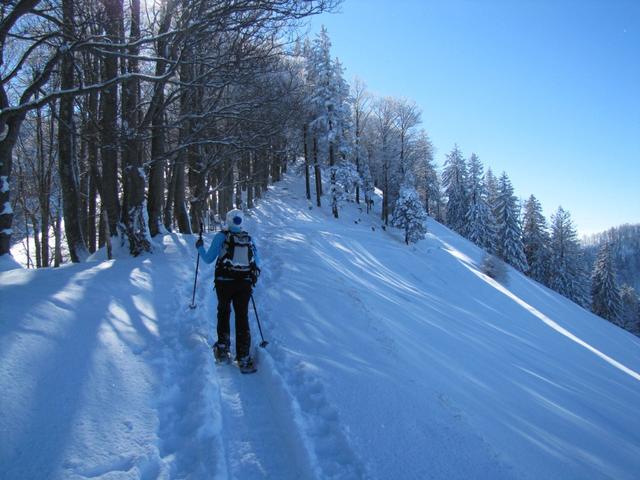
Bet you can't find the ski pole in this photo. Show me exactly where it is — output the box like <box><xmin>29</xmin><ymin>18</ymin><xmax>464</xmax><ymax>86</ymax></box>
<box><xmin>189</xmin><ymin>223</ymin><xmax>204</xmax><ymax>309</ymax></box>
<box><xmin>251</xmin><ymin>294</ymin><xmax>269</xmax><ymax>348</ymax></box>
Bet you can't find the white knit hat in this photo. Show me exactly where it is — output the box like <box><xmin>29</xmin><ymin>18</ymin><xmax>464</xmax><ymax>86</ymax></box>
<box><xmin>226</xmin><ymin>209</ymin><xmax>244</xmax><ymax>232</ymax></box>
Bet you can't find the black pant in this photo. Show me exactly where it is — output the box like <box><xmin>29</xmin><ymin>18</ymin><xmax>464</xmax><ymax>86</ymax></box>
<box><xmin>215</xmin><ymin>280</ymin><xmax>252</xmax><ymax>359</ymax></box>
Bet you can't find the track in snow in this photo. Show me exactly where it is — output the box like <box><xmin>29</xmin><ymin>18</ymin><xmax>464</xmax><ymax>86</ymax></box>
<box><xmin>187</xmin><ymin>217</ymin><xmax>370</xmax><ymax>479</ymax></box>
<box><xmin>214</xmin><ymin>355</ymin><xmax>314</xmax><ymax>480</ymax></box>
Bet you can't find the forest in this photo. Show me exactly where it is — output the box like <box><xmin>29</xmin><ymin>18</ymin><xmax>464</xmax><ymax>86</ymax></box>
<box><xmin>2</xmin><ymin>0</ymin><xmax>639</xmax><ymax>334</ymax></box>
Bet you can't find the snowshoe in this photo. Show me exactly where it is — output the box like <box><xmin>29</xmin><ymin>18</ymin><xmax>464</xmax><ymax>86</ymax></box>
<box><xmin>213</xmin><ymin>342</ymin><xmax>231</xmax><ymax>364</ymax></box>
<box><xmin>237</xmin><ymin>355</ymin><xmax>257</xmax><ymax>374</ymax></box>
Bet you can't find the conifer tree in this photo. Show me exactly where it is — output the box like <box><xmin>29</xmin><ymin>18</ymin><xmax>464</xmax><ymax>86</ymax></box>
<box><xmin>484</xmin><ymin>168</ymin><xmax>499</xmax><ymax>214</ymax></box>
<box><xmin>522</xmin><ymin>195</ymin><xmax>550</xmax><ymax>284</ymax></box>
<box><xmin>494</xmin><ymin>172</ymin><xmax>528</xmax><ymax>272</ymax></box>
<box><xmin>392</xmin><ymin>173</ymin><xmax>428</xmax><ymax>245</ymax></box>
<box><xmin>620</xmin><ymin>285</ymin><xmax>640</xmax><ymax>333</ymax></box>
<box><xmin>591</xmin><ymin>243</ymin><xmax>623</xmax><ymax>325</ymax></box>
<box><xmin>442</xmin><ymin>145</ymin><xmax>469</xmax><ymax>235</ymax></box>
<box><xmin>307</xmin><ymin>28</ymin><xmax>352</xmax><ymax>218</ymax></box>
<box><xmin>549</xmin><ymin>207</ymin><xmax>590</xmax><ymax>307</ymax></box>
<box><xmin>465</xmin><ymin>154</ymin><xmax>497</xmax><ymax>253</ymax></box>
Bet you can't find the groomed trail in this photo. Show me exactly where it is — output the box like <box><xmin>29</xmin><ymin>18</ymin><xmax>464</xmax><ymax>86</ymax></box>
<box><xmin>2</xmin><ymin>168</ymin><xmax>640</xmax><ymax>479</ymax></box>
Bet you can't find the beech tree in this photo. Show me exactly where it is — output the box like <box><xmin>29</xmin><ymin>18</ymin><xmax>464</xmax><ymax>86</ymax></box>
<box><xmin>411</xmin><ymin>130</ymin><xmax>439</xmax><ymax>218</ymax></box>
<box><xmin>351</xmin><ymin>77</ymin><xmax>371</xmax><ymax>205</ymax></box>
<box><xmin>372</xmin><ymin>97</ymin><xmax>398</xmax><ymax>226</ymax></box>
<box><xmin>2</xmin><ymin>0</ymin><xmax>339</xmax><ymax>262</ymax></box>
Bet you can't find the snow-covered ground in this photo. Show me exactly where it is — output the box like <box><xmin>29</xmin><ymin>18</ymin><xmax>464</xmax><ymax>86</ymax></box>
<box><xmin>2</xmin><ymin>171</ymin><xmax>640</xmax><ymax>479</ymax></box>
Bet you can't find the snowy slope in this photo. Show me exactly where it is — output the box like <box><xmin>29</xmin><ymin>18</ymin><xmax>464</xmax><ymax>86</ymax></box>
<box><xmin>1</xmin><ymin>171</ymin><xmax>640</xmax><ymax>480</ymax></box>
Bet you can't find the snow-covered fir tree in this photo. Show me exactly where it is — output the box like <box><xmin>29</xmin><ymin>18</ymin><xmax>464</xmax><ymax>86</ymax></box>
<box><xmin>392</xmin><ymin>173</ymin><xmax>428</xmax><ymax>245</ymax></box>
<box><xmin>484</xmin><ymin>168</ymin><xmax>499</xmax><ymax>216</ymax></box>
<box><xmin>591</xmin><ymin>243</ymin><xmax>623</xmax><ymax>325</ymax></box>
<box><xmin>582</xmin><ymin>224</ymin><xmax>640</xmax><ymax>293</ymax></box>
<box><xmin>330</xmin><ymin>160</ymin><xmax>361</xmax><ymax>213</ymax></box>
<box><xmin>465</xmin><ymin>154</ymin><xmax>497</xmax><ymax>253</ymax></box>
<box><xmin>522</xmin><ymin>195</ymin><xmax>551</xmax><ymax>285</ymax></box>
<box><xmin>307</xmin><ymin>27</ymin><xmax>353</xmax><ymax>218</ymax></box>
<box><xmin>494</xmin><ymin>172</ymin><xmax>528</xmax><ymax>272</ymax></box>
<box><xmin>442</xmin><ymin>145</ymin><xmax>469</xmax><ymax>235</ymax></box>
<box><xmin>620</xmin><ymin>285</ymin><xmax>640</xmax><ymax>333</ymax></box>
<box><xmin>548</xmin><ymin>207</ymin><xmax>590</xmax><ymax>308</ymax></box>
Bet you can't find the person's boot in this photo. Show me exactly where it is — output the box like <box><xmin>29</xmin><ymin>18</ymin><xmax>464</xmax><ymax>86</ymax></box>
<box><xmin>237</xmin><ymin>355</ymin><xmax>257</xmax><ymax>374</ymax></box>
<box><xmin>213</xmin><ymin>342</ymin><xmax>231</xmax><ymax>363</ymax></box>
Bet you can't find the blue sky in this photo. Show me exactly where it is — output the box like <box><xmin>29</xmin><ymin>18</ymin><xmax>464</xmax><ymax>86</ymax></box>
<box><xmin>308</xmin><ymin>0</ymin><xmax>639</xmax><ymax>236</ymax></box>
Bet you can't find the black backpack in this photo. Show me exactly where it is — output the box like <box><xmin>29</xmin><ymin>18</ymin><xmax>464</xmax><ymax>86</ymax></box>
<box><xmin>215</xmin><ymin>231</ymin><xmax>257</xmax><ymax>281</ymax></box>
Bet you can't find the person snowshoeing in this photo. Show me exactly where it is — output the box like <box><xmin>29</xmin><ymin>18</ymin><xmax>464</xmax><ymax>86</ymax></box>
<box><xmin>195</xmin><ymin>209</ymin><xmax>261</xmax><ymax>373</ymax></box>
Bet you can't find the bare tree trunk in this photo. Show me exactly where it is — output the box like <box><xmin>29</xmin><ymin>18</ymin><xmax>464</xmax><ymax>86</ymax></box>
<box><xmin>144</xmin><ymin>0</ymin><xmax>176</xmax><ymax>237</ymax></box>
<box><xmin>102</xmin><ymin>209</ymin><xmax>113</xmax><ymax>260</ymax></box>
<box><xmin>252</xmin><ymin>155</ymin><xmax>261</xmax><ymax>202</ymax></box>
<box><xmin>224</xmin><ymin>159</ymin><xmax>235</xmax><ymax>211</ymax></box>
<box><xmin>0</xmin><ymin>1</ymin><xmax>41</xmax><ymax>256</ymax></box>
<box><xmin>303</xmin><ymin>125</ymin><xmax>310</xmax><ymax>200</ymax></box>
<box><xmin>313</xmin><ymin>136</ymin><xmax>321</xmax><ymax>207</ymax></box>
<box><xmin>79</xmin><ymin>129</ymin><xmax>89</xmax><ymax>243</ymax></box>
<box><xmin>100</xmin><ymin>0</ymin><xmax>122</xmax><ymax>237</ymax></box>
<box><xmin>31</xmin><ymin>214</ymin><xmax>42</xmax><ymax>268</ymax></box>
<box><xmin>164</xmin><ymin>160</ymin><xmax>176</xmax><ymax>231</ymax></box>
<box><xmin>188</xmin><ymin>144</ymin><xmax>207</xmax><ymax>231</ymax></box>
<box><xmin>85</xmin><ymin>88</ymin><xmax>99</xmax><ymax>253</ymax></box>
<box><xmin>382</xmin><ymin>144</ymin><xmax>389</xmax><ymax>225</ymax></box>
<box><xmin>246</xmin><ymin>153</ymin><xmax>254</xmax><ymax>209</ymax></box>
<box><xmin>208</xmin><ymin>169</ymin><xmax>218</xmax><ymax>219</ymax></box>
<box><xmin>234</xmin><ymin>159</ymin><xmax>243</xmax><ymax>209</ymax></box>
<box><xmin>0</xmin><ymin>114</ymin><xmax>22</xmax><ymax>256</ymax></box>
<box><xmin>329</xmin><ymin>142</ymin><xmax>338</xmax><ymax>218</ymax></box>
<box><xmin>148</xmin><ymin>99</ymin><xmax>165</xmax><ymax>237</ymax></box>
<box><xmin>174</xmin><ymin>51</ymin><xmax>193</xmax><ymax>233</ymax></box>
<box><xmin>57</xmin><ymin>0</ymin><xmax>87</xmax><ymax>262</ymax></box>
<box><xmin>87</xmin><ymin>172</ymin><xmax>97</xmax><ymax>253</ymax></box>
<box><xmin>262</xmin><ymin>151</ymin><xmax>269</xmax><ymax>195</ymax></box>
<box><xmin>121</xmin><ymin>0</ymin><xmax>149</xmax><ymax>255</ymax></box>
<box><xmin>424</xmin><ymin>190</ymin><xmax>430</xmax><ymax>217</ymax></box>
<box><xmin>54</xmin><ymin>197</ymin><xmax>63</xmax><ymax>267</ymax></box>
<box><xmin>173</xmin><ymin>151</ymin><xmax>190</xmax><ymax>233</ymax></box>
<box><xmin>36</xmin><ymin>103</ymin><xmax>52</xmax><ymax>266</ymax></box>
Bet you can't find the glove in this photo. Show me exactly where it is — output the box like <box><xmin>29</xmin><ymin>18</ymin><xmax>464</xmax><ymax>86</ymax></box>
<box><xmin>195</xmin><ymin>238</ymin><xmax>204</xmax><ymax>249</ymax></box>
<box><xmin>251</xmin><ymin>267</ymin><xmax>261</xmax><ymax>286</ymax></box>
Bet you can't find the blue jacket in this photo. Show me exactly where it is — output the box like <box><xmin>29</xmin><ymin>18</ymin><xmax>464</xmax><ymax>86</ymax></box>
<box><xmin>197</xmin><ymin>230</ymin><xmax>260</xmax><ymax>280</ymax></box>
